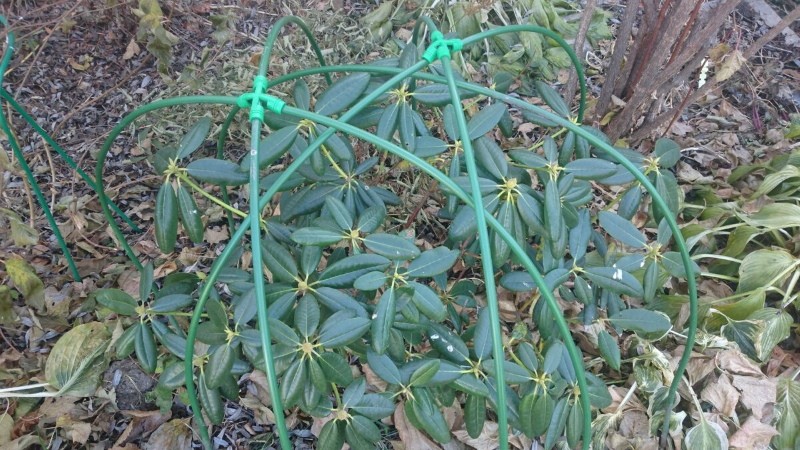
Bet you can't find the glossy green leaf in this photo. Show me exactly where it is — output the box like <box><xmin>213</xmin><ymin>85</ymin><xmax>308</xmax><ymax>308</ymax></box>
<box><xmin>654</xmin><ymin>171</ymin><xmax>681</xmax><ymax>223</ymax></box>
<box><xmin>532</xmin><ymin>392</ymin><xmax>555</xmax><ymax>436</ymax></box>
<box><xmin>95</xmin><ymin>288</ymin><xmax>138</xmax><ymax>316</ymax></box>
<box><xmin>139</xmin><ymin>262</ymin><xmax>154</xmax><ymax>303</ymax></box>
<box><xmin>544</xmin><ymin>179</ymin><xmax>563</xmax><ymax>242</ymax></box>
<box><xmin>176</xmin><ymin>184</ymin><xmax>204</xmax><ymax>243</ymax></box>
<box><xmin>428</xmin><ymin>324</ymin><xmax>469</xmax><ymax>363</ymax></box>
<box><xmin>654</xmin><ymin>138</ymin><xmax>681</xmax><ymax>168</ymax></box>
<box><xmin>177</xmin><ymin>116</ymin><xmax>211</xmax><ymax>160</ymax></box>
<box><xmin>509</xmin><ymin>149</ymin><xmax>548</xmax><ymax>168</ymax></box>
<box><xmin>363</xmin><ymin>233</ymin><xmax>420</xmax><ymax>260</ymax></box>
<box><xmin>315</xmin><ymin>72</ymin><xmax>371</xmax><ymax>116</ymax></box>
<box><xmin>535</xmin><ymin>80</ymin><xmax>570</xmax><ymax>117</ymax></box>
<box><xmin>544</xmin><ymin>397</ymin><xmax>569</xmax><ymax>450</ymax></box>
<box><xmin>409</xmin><ymin>282</ymin><xmax>446</xmax><ymax>322</ymax></box>
<box><xmin>454</xmin><ymin>373</ymin><xmax>489</xmax><ymax>397</ymax></box>
<box><xmin>318</xmin><ymin>420</ymin><xmax>345</xmax><ymax>450</ymax></box>
<box><xmin>319</xmin><ymin>254</ymin><xmax>391</xmax><ymax>288</ymax></box>
<box><xmin>566</xmin><ymin>401</ymin><xmax>584</xmax><ymax>448</ymax></box>
<box><xmin>261</xmin><ymin>242</ymin><xmax>298</xmax><ymax>283</ymax></box>
<box><xmin>609</xmin><ymin>309</ymin><xmax>672</xmax><ymax>338</ymax></box>
<box><xmin>186</xmin><ymin>158</ymin><xmax>248</xmax><ymax>185</ymax></box>
<box><xmin>406</xmin><ymin>247</ymin><xmax>459</xmax><ymax>278</ymax></box>
<box><xmin>599</xmin><ymin>211</ymin><xmax>647</xmax><ymax>248</ymax></box>
<box><xmin>150</xmin><ymin>293</ymin><xmax>192</xmax><ymax>313</ymax></box>
<box><xmin>155</xmin><ymin>182</ymin><xmax>178</xmax><ymax>253</ymax></box>
<box><xmin>294</xmin><ymin>79</ymin><xmax>310</xmax><ymax>110</ymax></box>
<box><xmin>354</xmin><ymin>271</ymin><xmax>388</xmax><ymax>291</ymax></box>
<box><xmin>597</xmin><ymin>329</ymin><xmax>621</xmax><ymax>371</ymax></box>
<box><xmin>135</xmin><ymin>323</ymin><xmax>157</xmax><ymax>373</ymax></box>
<box><xmin>295</xmin><ymin>295</ymin><xmax>320</xmax><ymax>338</ymax></box>
<box><xmin>198</xmin><ymin>373</ymin><xmax>224</xmax><ymax>425</ymax></box>
<box><xmin>411</xmin><ymin>387</ymin><xmax>451</xmax><ymax>443</ymax></box>
<box><xmin>280</xmin><ymin>358</ymin><xmax>306</xmax><ymax>407</ymax></box>
<box><xmin>350</xmin><ymin>414</ymin><xmax>381</xmax><ymax>443</ymax></box>
<box><xmin>324</xmin><ymin>196</ymin><xmax>354</xmax><ymax>231</ymax></box>
<box><xmin>376</xmin><ymin>102</ymin><xmax>399</xmax><ymax>140</ymax></box>
<box><xmin>254</xmin><ymin>126</ymin><xmax>298</xmax><ymax>169</ymax></box>
<box><xmin>584</xmin><ymin>267</ymin><xmax>644</xmax><ymax>297</ymax></box>
<box><xmin>398</xmin><ymin>101</ymin><xmax>415</xmax><ymax>152</ymax></box>
<box><xmin>618</xmin><ymin>185</ymin><xmax>643</xmax><ymax>220</ymax></box>
<box><xmin>318</xmin><ymin>352</ymin><xmax>354</xmax><ymax>386</ymax></box>
<box><xmin>464</xmin><ymin>393</ymin><xmax>486</xmax><ymax>439</ymax></box>
<box><xmin>366</xmin><ymin>349</ymin><xmax>402</xmax><ymax>385</ymax></box>
<box><xmin>472</xmin><ymin>308</ymin><xmax>493</xmax><ymax>360</ymax></box>
<box><xmin>467</xmin><ymin>103</ymin><xmax>506</xmax><ymax>140</ymax></box>
<box><xmin>319</xmin><ymin>311</ymin><xmax>371</xmax><ymax>348</ymax></box>
<box><xmin>291</xmin><ymin>227</ymin><xmax>344</xmax><ymax>246</ymax></box>
<box><xmin>473</xmin><ymin>136</ymin><xmax>508</xmax><ymax>179</ymax></box>
<box><xmin>409</xmin><ymin>359</ymin><xmax>440</xmax><ymax>387</ymax></box>
<box><xmin>564</xmin><ymin>158</ymin><xmax>617</xmax><ymax>180</ymax></box>
<box><xmin>371</xmin><ymin>288</ymin><xmax>396</xmax><ymax>354</ymax></box>
<box><xmin>414</xmin><ymin>135</ymin><xmax>447</xmax><ymax>158</ymax></box>
<box><xmin>352</xmin><ymin>393</ymin><xmax>395</xmax><ymax>420</ymax></box>
<box><xmin>205</xmin><ymin>344</ymin><xmax>234</xmax><ymax>389</ymax></box>
<box><xmin>413</xmin><ymin>83</ymin><xmax>452</xmax><ymax>106</ymax></box>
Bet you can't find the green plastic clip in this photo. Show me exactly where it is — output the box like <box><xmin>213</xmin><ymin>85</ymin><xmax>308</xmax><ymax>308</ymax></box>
<box><xmin>237</xmin><ymin>75</ymin><xmax>286</xmax><ymax>122</ymax></box>
<box><xmin>422</xmin><ymin>31</ymin><xmax>463</xmax><ymax>63</ymax></box>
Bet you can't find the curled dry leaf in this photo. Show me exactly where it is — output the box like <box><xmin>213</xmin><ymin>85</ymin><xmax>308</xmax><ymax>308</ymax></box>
<box><xmin>143</xmin><ymin>418</ymin><xmax>191</xmax><ymax>450</ymax></box>
<box><xmin>729</xmin><ymin>416</ymin><xmax>778</xmax><ymax>449</ymax></box>
<box><xmin>393</xmin><ymin>402</ymin><xmax>440</xmax><ymax>450</ymax></box>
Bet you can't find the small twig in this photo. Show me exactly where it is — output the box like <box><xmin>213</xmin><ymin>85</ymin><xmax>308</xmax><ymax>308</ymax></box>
<box><xmin>596</xmin><ymin>1</ymin><xmax>639</xmax><ymax>118</ymax></box>
<box><xmin>565</xmin><ymin>0</ymin><xmax>597</xmax><ymax>107</ymax></box>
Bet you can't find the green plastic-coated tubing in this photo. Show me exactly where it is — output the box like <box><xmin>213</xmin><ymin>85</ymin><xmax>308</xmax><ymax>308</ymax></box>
<box><xmin>0</xmin><ymin>110</ymin><xmax>82</xmax><ymax>280</ymax></box>
<box><xmin>273</xmin><ymin>63</ymin><xmax>697</xmax><ymax>445</ymax></box>
<box><xmin>407</xmin><ymin>19</ymin><xmax>588</xmax><ymax>122</ymax></box>
<box><xmin>0</xmin><ymin>18</ymin><xmax>81</xmax><ymax>280</ymax></box>
<box><xmin>95</xmin><ymin>96</ymin><xmax>240</xmax><ymax>272</ymax></box>
<box><xmin>461</xmin><ymin>25</ymin><xmax>588</xmax><ymax>122</ymax></box>
<box><xmin>215</xmin><ymin>105</ymin><xmax>239</xmax><ymax>232</ymax></box>
<box><xmin>91</xmin><ymin>26</ymin><xmax>696</xmax><ymax>450</ymax></box>
<box><xmin>0</xmin><ymin>88</ymin><xmax>140</xmax><ymax>232</ymax></box>
<box><xmin>439</xmin><ymin>55</ymin><xmax>509</xmax><ymax>449</ymax></box>
<box><xmin>247</xmin><ymin>118</ymin><xmax>292</xmax><ymax>448</ymax></box>
<box><xmin>257</xmin><ymin>16</ymin><xmax>333</xmax><ymax>86</ymax></box>
<box><xmin>182</xmin><ymin>60</ymin><xmax>430</xmax><ymax>450</ymax></box>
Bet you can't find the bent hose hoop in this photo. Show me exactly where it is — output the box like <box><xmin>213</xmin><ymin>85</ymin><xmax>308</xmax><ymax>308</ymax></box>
<box><xmin>257</xmin><ymin>16</ymin><xmax>332</xmax><ymax>86</ymax></box>
<box><xmin>184</xmin><ymin>60</ymin><xmax>431</xmax><ymax>450</ymax></box>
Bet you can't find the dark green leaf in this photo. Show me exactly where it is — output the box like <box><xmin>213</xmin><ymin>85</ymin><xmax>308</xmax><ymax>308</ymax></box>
<box><xmin>291</xmin><ymin>227</ymin><xmax>344</xmax><ymax>246</ymax></box>
<box><xmin>609</xmin><ymin>309</ymin><xmax>672</xmax><ymax>338</ymax></box>
<box><xmin>364</xmin><ymin>233</ymin><xmax>420</xmax><ymax>260</ymax></box>
<box><xmin>532</xmin><ymin>392</ymin><xmax>555</xmax><ymax>436</ymax></box>
<box><xmin>599</xmin><ymin>211</ymin><xmax>647</xmax><ymax>248</ymax></box>
<box><xmin>95</xmin><ymin>288</ymin><xmax>137</xmax><ymax>316</ymax></box>
<box><xmin>324</xmin><ymin>195</ymin><xmax>354</xmax><ymax>231</ymax></box>
<box><xmin>315</xmin><ymin>73</ymin><xmax>371</xmax><ymax>116</ymax></box>
<box><xmin>294</xmin><ymin>79</ymin><xmax>310</xmax><ymax>110</ymax></box>
<box><xmin>406</xmin><ymin>247</ymin><xmax>459</xmax><ymax>278</ymax></box>
<box><xmin>564</xmin><ymin>158</ymin><xmax>617</xmax><ymax>180</ymax></box>
<box><xmin>255</xmin><ymin>126</ymin><xmax>298</xmax><ymax>169</ymax></box>
<box><xmin>198</xmin><ymin>373</ymin><xmax>224</xmax><ymax>425</ymax></box>
<box><xmin>376</xmin><ymin>102</ymin><xmax>399</xmax><ymax>140</ymax></box>
<box><xmin>350</xmin><ymin>414</ymin><xmax>381</xmax><ymax>443</ymax></box>
<box><xmin>566</xmin><ymin>401</ymin><xmax>584</xmax><ymax>448</ymax></box>
<box><xmin>319</xmin><ymin>311</ymin><xmax>370</xmax><ymax>348</ymax></box>
<box><xmin>535</xmin><ymin>80</ymin><xmax>570</xmax><ymax>117</ymax></box>
<box><xmin>371</xmin><ymin>288</ymin><xmax>396</xmax><ymax>354</ymax></box>
<box><xmin>366</xmin><ymin>349</ymin><xmax>402</xmax><ymax>385</ymax></box>
<box><xmin>205</xmin><ymin>344</ymin><xmax>234</xmax><ymax>389</ymax></box>
<box><xmin>268</xmin><ymin>317</ymin><xmax>301</xmax><ymax>346</ymax></box>
<box><xmin>413</xmin><ymin>83</ymin><xmax>452</xmax><ymax>106</ymax></box>
<box><xmin>473</xmin><ymin>136</ymin><xmax>508</xmax><ymax>179</ymax></box>
<box><xmin>150</xmin><ymin>293</ymin><xmax>192</xmax><ymax>313</ymax></box>
<box><xmin>408</xmin><ymin>359</ymin><xmax>440</xmax><ymax>387</ymax></box>
<box><xmin>472</xmin><ymin>308</ymin><xmax>493</xmax><ymax>360</ymax></box>
<box><xmin>544</xmin><ymin>179</ymin><xmax>563</xmax><ymax>242</ymax></box>
<box><xmin>177</xmin><ymin>184</ymin><xmax>204</xmax><ymax>243</ymax></box>
<box><xmin>155</xmin><ymin>182</ymin><xmax>178</xmax><ymax>253</ymax></box>
<box><xmin>544</xmin><ymin>397</ymin><xmax>569</xmax><ymax>449</ymax></box>
<box><xmin>352</xmin><ymin>393</ymin><xmax>395</xmax><ymax>420</ymax></box>
<box><xmin>354</xmin><ymin>271</ymin><xmax>387</xmax><ymax>291</ymax></box>
<box><xmin>398</xmin><ymin>102</ymin><xmax>416</xmax><ymax>152</ymax></box>
<box><xmin>414</xmin><ymin>136</ymin><xmax>447</xmax><ymax>158</ymax></box>
<box><xmin>318</xmin><ymin>420</ymin><xmax>345</xmax><ymax>450</ymax></box>
<box><xmin>187</xmin><ymin>158</ymin><xmax>249</xmax><ymax>185</ymax></box>
<box><xmin>654</xmin><ymin>171</ymin><xmax>681</xmax><ymax>222</ymax></box>
<box><xmin>280</xmin><ymin>358</ymin><xmax>306</xmax><ymax>407</ymax></box>
<box><xmin>597</xmin><ymin>329</ymin><xmax>621</xmax><ymax>371</ymax></box>
<box><xmin>509</xmin><ymin>149</ymin><xmax>548</xmax><ymax>169</ymax></box>
<box><xmin>464</xmin><ymin>393</ymin><xmax>486</xmax><ymax>438</ymax></box>
<box><xmin>428</xmin><ymin>324</ymin><xmax>469</xmax><ymax>363</ymax></box>
<box><xmin>177</xmin><ymin>116</ymin><xmax>212</xmax><ymax>159</ymax></box>
<box><xmin>655</xmin><ymin>138</ymin><xmax>681</xmax><ymax>168</ymax></box>
<box><xmin>467</xmin><ymin>103</ymin><xmax>506</xmax><ymax>140</ymax></box>
<box><xmin>318</xmin><ymin>352</ymin><xmax>354</xmax><ymax>386</ymax></box>
<box><xmin>319</xmin><ymin>254</ymin><xmax>391</xmax><ymax>288</ymax></box>
<box><xmin>409</xmin><ymin>282</ymin><xmax>446</xmax><ymax>322</ymax></box>
<box><xmin>295</xmin><ymin>295</ymin><xmax>320</xmax><ymax>338</ymax></box>
<box><xmin>135</xmin><ymin>323</ymin><xmax>157</xmax><ymax>373</ymax></box>
<box><xmin>139</xmin><ymin>263</ymin><xmax>154</xmax><ymax>303</ymax></box>
<box><xmin>584</xmin><ymin>267</ymin><xmax>644</xmax><ymax>297</ymax></box>
<box><xmin>261</xmin><ymin>242</ymin><xmax>298</xmax><ymax>283</ymax></box>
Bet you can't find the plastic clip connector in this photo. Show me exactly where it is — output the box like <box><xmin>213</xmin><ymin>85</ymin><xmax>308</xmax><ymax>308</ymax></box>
<box><xmin>422</xmin><ymin>31</ymin><xmax>464</xmax><ymax>63</ymax></box>
<box><xmin>236</xmin><ymin>75</ymin><xmax>286</xmax><ymax>123</ymax></box>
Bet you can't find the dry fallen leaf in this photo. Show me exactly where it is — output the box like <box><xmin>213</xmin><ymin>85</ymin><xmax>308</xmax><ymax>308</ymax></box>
<box><xmin>122</xmin><ymin>39</ymin><xmax>141</xmax><ymax>60</ymax></box>
<box><xmin>452</xmin><ymin>420</ymin><xmax>499</xmax><ymax>450</ymax></box>
<box><xmin>732</xmin><ymin>375</ymin><xmax>776</xmax><ymax>421</ymax></box>
<box><xmin>729</xmin><ymin>416</ymin><xmax>778</xmax><ymax>449</ymax></box>
<box><xmin>143</xmin><ymin>418</ymin><xmax>191</xmax><ymax>450</ymax></box>
<box><xmin>701</xmin><ymin>374</ymin><xmax>739</xmax><ymax>416</ymax></box>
